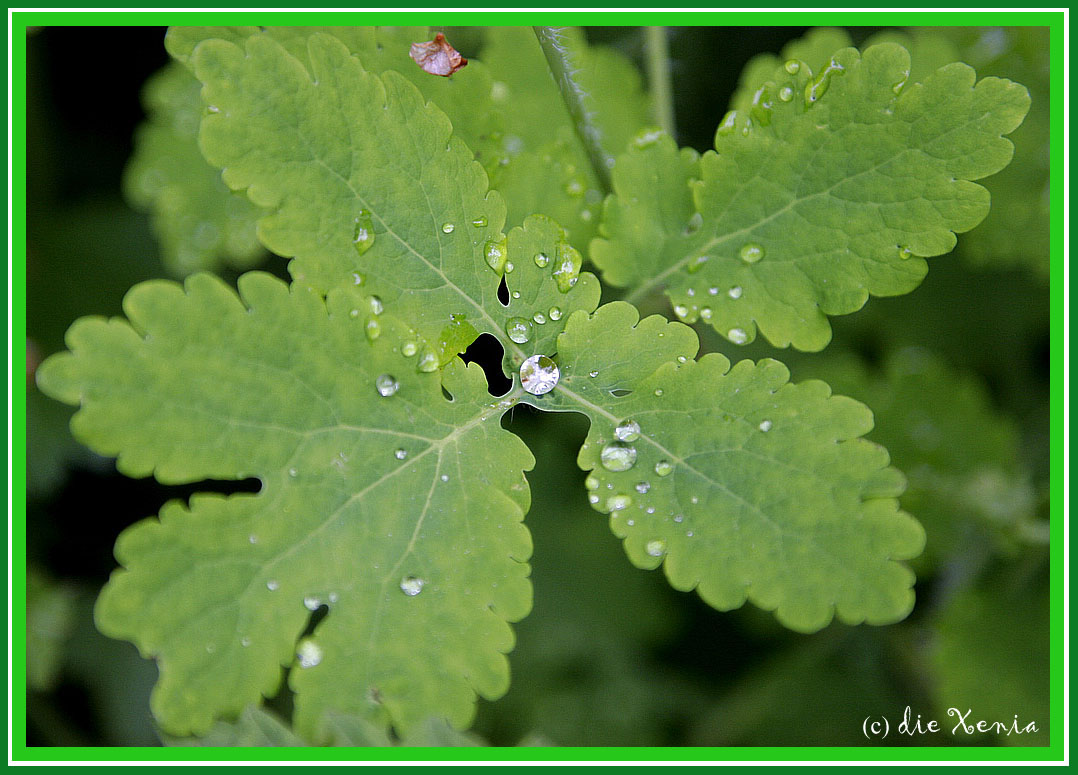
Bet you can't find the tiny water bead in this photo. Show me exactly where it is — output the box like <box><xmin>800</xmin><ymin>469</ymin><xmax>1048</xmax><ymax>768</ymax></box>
<box><xmin>585</xmin><ymin>475</ymin><xmax>600</xmax><ymax>490</ymax></box>
<box><xmin>645</xmin><ymin>539</ymin><xmax>667</xmax><ymax>558</ymax></box>
<box><xmin>759</xmin><ymin>419</ymin><xmax>773</xmax><ymax>432</ymax></box>
<box><xmin>484</xmin><ymin>236</ymin><xmax>508</xmax><ymax>274</ymax></box>
<box><xmin>375</xmin><ymin>374</ymin><xmax>400</xmax><ymax>397</ymax></box>
<box><xmin>288</xmin><ymin>468</ymin><xmax>298</xmax><ymax>478</ymax></box>
<box><xmin>352</xmin><ymin>212</ymin><xmax>375</xmax><ymax>256</ymax></box>
<box><xmin>267</xmin><ymin>580</ymin><xmax>280</xmax><ymax>591</ymax></box>
<box><xmin>533</xmin><ymin>251</ymin><xmax>550</xmax><ymax>268</ymax></box>
<box><xmin>778</xmin><ymin>85</ymin><xmax>794</xmax><ymax>102</ymax></box>
<box><xmin>600</xmin><ymin>442</ymin><xmax>637</xmax><ymax>472</ymax></box>
<box><xmin>728</xmin><ymin>328</ymin><xmax>749</xmax><ymax>345</ymax></box>
<box><xmin>588</xmin><ymin>493</ymin><xmax>600</xmax><ymax>505</ymax></box>
<box><xmin>394</xmin><ymin>448</ymin><xmax>408</xmax><ymax>460</ymax></box>
<box><xmin>686</xmin><ymin>254</ymin><xmax>709</xmax><ymax>274</ymax></box>
<box><xmin>654</xmin><ymin>460</ymin><xmax>673</xmax><ymax>477</ymax></box>
<box><xmin>400</xmin><ymin>576</ymin><xmax>425</xmax><ymax>596</ymax></box>
<box><xmin>635</xmin><ymin>481</ymin><xmax>651</xmax><ymax>495</ymax></box>
<box><xmin>303</xmin><ymin>596</ymin><xmax>322</xmax><ymax>611</ymax></box>
<box><xmin>471</xmin><ymin>216</ymin><xmax>488</xmax><ymax>228</ymax></box>
<box><xmin>739</xmin><ymin>242</ymin><xmax>765</xmax><ymax>263</ymax></box>
<box><xmin>441</xmin><ymin>222</ymin><xmax>455</xmax><ymax>234</ymax></box>
<box><xmin>369</xmin><ymin>296</ymin><xmax>384</xmax><ymax>315</ymax></box>
<box><xmin>520</xmin><ymin>354</ymin><xmax>560</xmax><ymax>395</ymax></box>
<box><xmin>728</xmin><ymin>286</ymin><xmax>743</xmax><ymax>299</ymax></box>
<box><xmin>351</xmin><ymin>271</ymin><xmax>364</xmax><ymax>286</ymax></box>
<box><xmin>505</xmin><ymin>317</ymin><xmax>532</xmax><ymax>344</ymax></box>
<box><xmin>607</xmin><ymin>494</ymin><xmax>633</xmax><ymax>511</ymax></box>
<box><xmin>401</xmin><ymin>341</ymin><xmax>418</xmax><ymax>357</ymax></box>
<box><xmin>548</xmin><ymin>306</ymin><xmax>562</xmax><ymax>322</ymax></box>
<box><xmin>673</xmin><ymin>305</ymin><xmax>689</xmax><ymax>320</ymax></box>
<box><xmin>297</xmin><ymin>639</ymin><xmax>323</xmax><ymax>668</ymax></box>
<box><xmin>784</xmin><ymin>59</ymin><xmax>801</xmax><ymax>75</ymax></box>
<box><xmin>898</xmin><ymin>245</ymin><xmax>914</xmax><ymax>260</ymax></box>
<box><xmin>365</xmin><ymin>318</ymin><xmax>382</xmax><ymax>342</ymax></box>
<box><xmin>614</xmin><ymin>419</ymin><xmax>641</xmax><ymax>443</ymax></box>
<box><xmin>700</xmin><ymin>307</ymin><xmax>713</xmax><ymax>321</ymax></box>
<box><xmin>588</xmin><ymin>370</ymin><xmax>599</xmax><ymax>378</ymax></box>
<box><xmin>532</xmin><ymin>312</ymin><xmax>547</xmax><ymax>325</ymax></box>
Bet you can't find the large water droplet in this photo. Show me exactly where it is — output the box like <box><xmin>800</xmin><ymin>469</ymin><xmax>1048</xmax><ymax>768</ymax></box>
<box><xmin>614</xmin><ymin>419</ymin><xmax>641</xmax><ymax>442</ymax></box>
<box><xmin>645</xmin><ymin>539</ymin><xmax>667</xmax><ymax>558</ymax></box>
<box><xmin>297</xmin><ymin>638</ymin><xmax>323</xmax><ymax>668</ymax></box>
<box><xmin>552</xmin><ymin>243</ymin><xmax>582</xmax><ymax>293</ymax></box>
<box><xmin>739</xmin><ymin>242</ymin><xmax>764</xmax><ymax>263</ymax></box>
<box><xmin>778</xmin><ymin>85</ymin><xmax>794</xmax><ymax>102</ymax></box>
<box><xmin>654</xmin><ymin>460</ymin><xmax>673</xmax><ymax>477</ymax></box>
<box><xmin>532</xmin><ymin>312</ymin><xmax>547</xmax><ymax>325</ymax></box>
<box><xmin>534</xmin><ymin>251</ymin><xmax>550</xmax><ymax>268</ymax></box>
<box><xmin>416</xmin><ymin>351</ymin><xmax>440</xmax><ymax>373</ymax></box>
<box><xmin>520</xmin><ymin>354</ymin><xmax>560</xmax><ymax>395</ymax></box>
<box><xmin>600</xmin><ymin>442</ymin><xmax>637</xmax><ymax>472</ymax></box>
<box><xmin>728</xmin><ymin>328</ymin><xmax>748</xmax><ymax>345</ymax></box>
<box><xmin>375</xmin><ymin>374</ymin><xmax>399</xmax><ymax>397</ymax></box>
<box><xmin>673</xmin><ymin>304</ymin><xmax>689</xmax><ymax>320</ymax></box>
<box><xmin>365</xmin><ymin>318</ymin><xmax>382</xmax><ymax>342</ymax></box>
<box><xmin>548</xmin><ymin>306</ymin><xmax>562</xmax><ymax>322</ymax></box>
<box><xmin>484</xmin><ymin>236</ymin><xmax>508</xmax><ymax>274</ymax></box>
<box><xmin>805</xmin><ymin>57</ymin><xmax>846</xmax><ymax>105</ymax></box>
<box><xmin>400</xmin><ymin>576</ymin><xmax>425</xmax><ymax>596</ymax></box>
<box><xmin>898</xmin><ymin>245</ymin><xmax>914</xmax><ymax>260</ymax></box>
<box><xmin>607</xmin><ymin>494</ymin><xmax>632</xmax><ymax>511</ymax></box>
<box><xmin>784</xmin><ymin>59</ymin><xmax>801</xmax><ymax>75</ymax></box>
<box><xmin>352</xmin><ymin>213</ymin><xmax>375</xmax><ymax>255</ymax></box>
<box><xmin>505</xmin><ymin>317</ymin><xmax>532</xmax><ymax>344</ymax></box>
<box><xmin>369</xmin><ymin>296</ymin><xmax>384</xmax><ymax>315</ymax></box>
<box><xmin>401</xmin><ymin>341</ymin><xmax>418</xmax><ymax>357</ymax></box>
<box><xmin>441</xmin><ymin>222</ymin><xmax>455</xmax><ymax>234</ymax></box>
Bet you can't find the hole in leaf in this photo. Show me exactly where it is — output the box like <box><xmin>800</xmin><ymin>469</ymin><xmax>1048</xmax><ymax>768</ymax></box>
<box><xmin>299</xmin><ymin>604</ymin><xmax>330</xmax><ymax>639</ymax></box>
<box><xmin>609</xmin><ymin>388</ymin><xmax>633</xmax><ymax>397</ymax></box>
<box><xmin>497</xmin><ymin>274</ymin><xmax>510</xmax><ymax>306</ymax></box>
<box><xmin>461</xmin><ymin>333</ymin><xmax>512</xmax><ymax>396</ymax></box>
<box><xmin>441</xmin><ymin>384</ymin><xmax>454</xmax><ymax>402</ymax></box>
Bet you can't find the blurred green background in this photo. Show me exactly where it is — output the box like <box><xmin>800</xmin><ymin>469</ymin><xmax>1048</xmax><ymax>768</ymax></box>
<box><xmin>24</xmin><ymin>25</ymin><xmax>1053</xmax><ymax>748</ymax></box>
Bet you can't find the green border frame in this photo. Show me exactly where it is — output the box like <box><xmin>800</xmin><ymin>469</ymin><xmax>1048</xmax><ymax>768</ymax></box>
<box><xmin>9</xmin><ymin>6</ymin><xmax>1068</xmax><ymax>765</ymax></box>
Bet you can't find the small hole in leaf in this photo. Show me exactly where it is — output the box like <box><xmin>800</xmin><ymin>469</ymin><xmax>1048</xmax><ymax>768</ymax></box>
<box><xmin>441</xmin><ymin>384</ymin><xmax>454</xmax><ymax>402</ymax></box>
<box><xmin>497</xmin><ymin>275</ymin><xmax>510</xmax><ymax>306</ymax></box>
<box><xmin>461</xmin><ymin>333</ymin><xmax>512</xmax><ymax>396</ymax></box>
<box><xmin>299</xmin><ymin>604</ymin><xmax>329</xmax><ymax>639</ymax></box>
<box><xmin>610</xmin><ymin>388</ymin><xmax>633</xmax><ymax>397</ymax></box>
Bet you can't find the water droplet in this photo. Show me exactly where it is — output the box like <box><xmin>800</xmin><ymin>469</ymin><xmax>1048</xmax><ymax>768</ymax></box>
<box><xmin>716</xmin><ymin>110</ymin><xmax>738</xmax><ymax>137</ymax></box>
<box><xmin>728</xmin><ymin>328</ymin><xmax>748</xmax><ymax>345</ymax></box>
<box><xmin>778</xmin><ymin>85</ymin><xmax>794</xmax><ymax>102</ymax></box>
<box><xmin>369</xmin><ymin>296</ymin><xmax>384</xmax><ymax>315</ymax></box>
<box><xmin>585</xmin><ymin>475</ymin><xmax>600</xmax><ymax>490</ymax></box>
<box><xmin>565</xmin><ymin>179</ymin><xmax>584</xmax><ymax>197</ymax></box>
<box><xmin>328</xmin><ymin>592</ymin><xmax>339</xmax><ymax>603</ymax></box>
<box><xmin>441</xmin><ymin>222</ymin><xmax>455</xmax><ymax>234</ymax></box>
<box><xmin>635</xmin><ymin>481</ymin><xmax>651</xmax><ymax>494</ymax></box>
<box><xmin>505</xmin><ymin>261</ymin><xmax>515</xmax><ymax>273</ymax></box>
<box><xmin>600</xmin><ymin>442</ymin><xmax>637</xmax><ymax>472</ymax></box>
<box><xmin>394</xmin><ymin>448</ymin><xmax>408</xmax><ymax>460</ymax></box>
<box><xmin>805</xmin><ymin>57</ymin><xmax>846</xmax><ymax>105</ymax></box>
<box><xmin>750</xmin><ymin>85</ymin><xmax>774</xmax><ymax>126</ymax></box>
<box><xmin>614</xmin><ymin>419</ymin><xmax>641</xmax><ymax>442</ymax></box>
<box><xmin>707</xmin><ymin>286</ymin><xmax>719</xmax><ymax>296</ymax></box>
<box><xmin>645</xmin><ymin>539</ymin><xmax>667</xmax><ymax>557</ymax></box>
<box><xmin>690</xmin><ymin>495</ymin><xmax>699</xmax><ymax>505</ymax></box>
<box><xmin>588</xmin><ymin>370</ymin><xmax>599</xmax><ymax>378</ymax></box>
<box><xmin>304</xmin><ymin>596</ymin><xmax>322</xmax><ymax>611</ymax></box>
<box><xmin>739</xmin><ymin>242</ymin><xmax>764</xmax><ymax>263</ymax></box>
<box><xmin>784</xmin><ymin>59</ymin><xmax>801</xmax><ymax>75</ymax></box>
<box><xmin>552</xmin><ymin>243</ymin><xmax>582</xmax><ymax>293</ymax></box>
<box><xmin>654</xmin><ymin>388</ymin><xmax>664</xmax><ymax>397</ymax></box>
<box><xmin>349</xmin><ymin>308</ymin><xmax>360</xmax><ymax>318</ymax></box>
<box><xmin>351</xmin><ymin>271</ymin><xmax>364</xmax><ymax>285</ymax></box>
<box><xmin>898</xmin><ymin>245</ymin><xmax>914</xmax><ymax>260</ymax></box>
<box><xmin>471</xmin><ymin>216</ymin><xmax>488</xmax><ymax>228</ymax></box>
<box><xmin>401</xmin><ymin>341</ymin><xmax>418</xmax><ymax>357</ymax></box>
<box><xmin>511</xmin><ymin>290</ymin><xmax>521</xmax><ymax>300</ymax></box>
<box><xmin>520</xmin><ymin>354</ymin><xmax>560</xmax><ymax>395</ymax></box>
<box><xmin>205</xmin><ymin>642</ymin><xmax>216</xmax><ymax>653</ymax></box>
<box><xmin>686</xmin><ymin>288</ymin><xmax>695</xmax><ymax>297</ymax></box>
<box><xmin>532</xmin><ymin>312</ymin><xmax>547</xmax><ymax>325</ymax></box>
<box><xmin>548</xmin><ymin>306</ymin><xmax>562</xmax><ymax>322</ymax></box>
<box><xmin>673</xmin><ymin>305</ymin><xmax>689</xmax><ymax>319</ymax></box>
<box><xmin>700</xmin><ymin>307</ymin><xmax>713</xmax><ymax>321</ymax></box>
<box><xmin>588</xmin><ymin>493</ymin><xmax>600</xmax><ymax>504</ymax></box>
<box><xmin>365</xmin><ymin>317</ymin><xmax>382</xmax><ymax>341</ymax></box>
<box><xmin>633</xmin><ymin>128</ymin><xmax>664</xmax><ymax>148</ymax></box>
<box><xmin>484</xmin><ymin>236</ymin><xmax>508</xmax><ymax>274</ymax></box>
<box><xmin>607</xmin><ymin>494</ymin><xmax>633</xmax><ymax>511</ymax></box>
<box><xmin>440</xmin><ymin>474</ymin><xmax>449</xmax><ymax>483</ymax></box>
<box><xmin>686</xmin><ymin>530</ymin><xmax>694</xmax><ymax>538</ymax></box>
<box><xmin>533</xmin><ymin>252</ymin><xmax>550</xmax><ymax>268</ymax></box>
<box><xmin>288</xmin><ymin>468</ymin><xmax>298</xmax><ymax>478</ymax></box>
<box><xmin>248</xmin><ymin>534</ymin><xmax>258</xmax><ymax>544</ymax></box>
<box><xmin>505</xmin><ymin>317</ymin><xmax>532</xmax><ymax>344</ymax></box>
<box><xmin>686</xmin><ymin>254</ymin><xmax>709</xmax><ymax>274</ymax></box>
<box><xmin>728</xmin><ymin>285</ymin><xmax>743</xmax><ymax>299</ymax></box>
<box><xmin>352</xmin><ymin>213</ymin><xmax>375</xmax><ymax>255</ymax></box>
<box><xmin>654</xmin><ymin>460</ymin><xmax>673</xmax><ymax>477</ymax></box>
<box><xmin>297</xmin><ymin>639</ymin><xmax>323</xmax><ymax>668</ymax></box>
<box><xmin>400</xmin><ymin>576</ymin><xmax>425</xmax><ymax>596</ymax></box>
<box><xmin>626</xmin><ymin>519</ymin><xmax>635</xmax><ymax>526</ymax></box>
<box><xmin>267</xmin><ymin>580</ymin><xmax>279</xmax><ymax>591</ymax></box>
<box><xmin>758</xmin><ymin>419</ymin><xmax>773</xmax><ymax>432</ymax></box>
<box><xmin>673</xmin><ymin>514</ymin><xmax>683</xmax><ymax>523</ymax></box>
<box><xmin>416</xmin><ymin>351</ymin><xmax>439</xmax><ymax>373</ymax></box>
<box><xmin>241</xmin><ymin>636</ymin><xmax>251</xmax><ymax>647</ymax></box>
<box><xmin>375</xmin><ymin>374</ymin><xmax>399</xmax><ymax>397</ymax></box>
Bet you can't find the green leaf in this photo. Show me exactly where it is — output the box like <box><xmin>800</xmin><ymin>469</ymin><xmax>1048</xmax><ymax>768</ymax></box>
<box><xmin>538</xmin><ymin>302</ymin><xmax>925</xmax><ymax>633</ymax></box>
<box><xmin>37</xmin><ymin>272</ymin><xmax>533</xmax><ymax>738</ymax></box>
<box><xmin>598</xmin><ymin>42</ymin><xmax>1030</xmax><ymax>350</ymax></box>
<box><xmin>795</xmin><ymin>347</ymin><xmax>1042</xmax><ymax>568</ymax></box>
<box><xmin>164</xmin><ymin>705</ymin><xmax>307</xmax><ymax>747</ymax></box>
<box><xmin>123</xmin><ymin>61</ymin><xmax>268</xmax><ymax>275</ymax></box>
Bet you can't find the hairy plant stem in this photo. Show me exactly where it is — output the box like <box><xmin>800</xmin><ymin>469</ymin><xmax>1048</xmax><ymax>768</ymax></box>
<box><xmin>644</xmin><ymin>26</ymin><xmax>676</xmax><ymax>139</ymax></box>
<box><xmin>531</xmin><ymin>26</ymin><xmax>612</xmax><ymax>194</ymax></box>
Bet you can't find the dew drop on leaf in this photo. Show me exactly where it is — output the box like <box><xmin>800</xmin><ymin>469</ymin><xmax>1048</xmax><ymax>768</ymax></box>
<box><xmin>778</xmin><ymin>85</ymin><xmax>794</xmax><ymax>102</ymax></box>
<box><xmin>240</xmin><ymin>636</ymin><xmax>251</xmax><ymax>647</ymax></box>
<box><xmin>368</xmin><ymin>296</ymin><xmax>384</xmax><ymax>315</ymax></box>
<box><xmin>365</xmin><ymin>318</ymin><xmax>382</xmax><ymax>342</ymax></box>
<box><xmin>898</xmin><ymin>245</ymin><xmax>914</xmax><ymax>260</ymax></box>
<box><xmin>805</xmin><ymin>58</ymin><xmax>845</xmax><ymax>105</ymax></box>
<box><xmin>614</xmin><ymin>419</ymin><xmax>641</xmax><ymax>442</ymax></box>
<box><xmin>352</xmin><ymin>213</ymin><xmax>375</xmax><ymax>255</ymax></box>
<box><xmin>728</xmin><ymin>286</ymin><xmax>743</xmax><ymax>299</ymax></box>
<box><xmin>716</xmin><ymin>110</ymin><xmax>737</xmax><ymax>137</ymax></box>
<box><xmin>654</xmin><ymin>460</ymin><xmax>673</xmax><ymax>477</ymax></box>
<box><xmin>400</xmin><ymin>576</ymin><xmax>425</xmax><ymax>596</ymax></box>
<box><xmin>416</xmin><ymin>351</ymin><xmax>440</xmax><ymax>373</ymax></box>
<box><xmin>600</xmin><ymin>442</ymin><xmax>637</xmax><ymax>472</ymax></box>
<box><xmin>533</xmin><ymin>252</ymin><xmax>550</xmax><ymax>268</ymax></box>
<box><xmin>686</xmin><ymin>254</ymin><xmax>709</xmax><ymax>274</ymax></box>
<box><xmin>759</xmin><ymin>419</ymin><xmax>773</xmax><ymax>432</ymax></box>
<box><xmin>401</xmin><ymin>341</ymin><xmax>418</xmax><ymax>357</ymax></box>
<box><xmin>296</xmin><ymin>639</ymin><xmax>323</xmax><ymax>668</ymax></box>
<box><xmin>440</xmin><ymin>474</ymin><xmax>449</xmax><ymax>482</ymax></box>
<box><xmin>588</xmin><ymin>493</ymin><xmax>600</xmax><ymax>504</ymax></box>
<box><xmin>552</xmin><ymin>243</ymin><xmax>582</xmax><ymax>293</ymax></box>
<box><xmin>505</xmin><ymin>317</ymin><xmax>532</xmax><ymax>344</ymax></box>
<box><xmin>739</xmin><ymin>242</ymin><xmax>764</xmax><ymax>263</ymax></box>
<box><xmin>375</xmin><ymin>374</ymin><xmax>400</xmax><ymax>397</ymax></box>
<box><xmin>266</xmin><ymin>579</ymin><xmax>280</xmax><ymax>591</ymax></box>
<box><xmin>673</xmin><ymin>305</ymin><xmax>689</xmax><ymax>319</ymax></box>
<box><xmin>351</xmin><ymin>271</ymin><xmax>364</xmax><ymax>286</ymax></box>
<box><xmin>784</xmin><ymin>59</ymin><xmax>801</xmax><ymax>75</ymax></box>
<box><xmin>484</xmin><ymin>236</ymin><xmax>508</xmax><ymax>274</ymax></box>
<box><xmin>287</xmin><ymin>468</ymin><xmax>298</xmax><ymax>478</ymax></box>
<box><xmin>394</xmin><ymin>448</ymin><xmax>408</xmax><ymax>460</ymax></box>
<box><xmin>585</xmin><ymin>475</ymin><xmax>600</xmax><ymax>490</ymax></box>
<box><xmin>303</xmin><ymin>596</ymin><xmax>322</xmax><ymax>611</ymax></box>
<box><xmin>607</xmin><ymin>494</ymin><xmax>632</xmax><ymax>511</ymax></box>
<box><xmin>471</xmin><ymin>216</ymin><xmax>488</xmax><ymax>228</ymax></box>
<box><xmin>700</xmin><ymin>307</ymin><xmax>713</xmax><ymax>321</ymax></box>
<box><xmin>645</xmin><ymin>539</ymin><xmax>667</xmax><ymax>558</ymax></box>
<box><xmin>441</xmin><ymin>222</ymin><xmax>455</xmax><ymax>234</ymax></box>
<box><xmin>589</xmin><ymin>370</ymin><xmax>599</xmax><ymax>378</ymax></box>
<box><xmin>548</xmin><ymin>306</ymin><xmax>562</xmax><ymax>322</ymax></box>
<box><xmin>532</xmin><ymin>312</ymin><xmax>547</xmax><ymax>325</ymax></box>
<box><xmin>728</xmin><ymin>328</ymin><xmax>749</xmax><ymax>345</ymax></box>
<box><xmin>520</xmin><ymin>354</ymin><xmax>559</xmax><ymax>395</ymax></box>
<box><xmin>635</xmin><ymin>481</ymin><xmax>651</xmax><ymax>494</ymax></box>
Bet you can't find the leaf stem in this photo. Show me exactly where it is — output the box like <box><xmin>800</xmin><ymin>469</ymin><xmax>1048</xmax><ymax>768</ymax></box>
<box><xmin>532</xmin><ymin>26</ymin><xmax>612</xmax><ymax>194</ymax></box>
<box><xmin>644</xmin><ymin>26</ymin><xmax>676</xmax><ymax>139</ymax></box>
